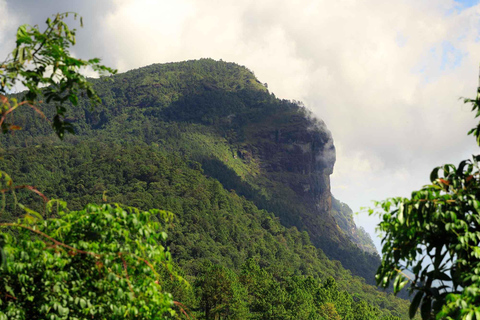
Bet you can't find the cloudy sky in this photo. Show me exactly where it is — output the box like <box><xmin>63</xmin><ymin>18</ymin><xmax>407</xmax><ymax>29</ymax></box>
<box><xmin>1</xmin><ymin>0</ymin><xmax>480</xmax><ymax>250</ymax></box>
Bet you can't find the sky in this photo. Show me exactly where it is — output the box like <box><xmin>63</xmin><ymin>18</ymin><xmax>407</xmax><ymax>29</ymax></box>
<box><xmin>1</xmin><ymin>0</ymin><xmax>480</xmax><ymax>252</ymax></box>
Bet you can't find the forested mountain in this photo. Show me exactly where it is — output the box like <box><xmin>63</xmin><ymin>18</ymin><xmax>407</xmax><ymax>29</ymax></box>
<box><xmin>1</xmin><ymin>59</ymin><xmax>412</xmax><ymax>319</ymax></box>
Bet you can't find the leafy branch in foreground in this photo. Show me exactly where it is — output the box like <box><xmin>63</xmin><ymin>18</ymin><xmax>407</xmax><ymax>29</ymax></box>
<box><xmin>370</xmin><ymin>87</ymin><xmax>480</xmax><ymax>319</ymax></box>
<box><xmin>0</xmin><ymin>12</ymin><xmax>116</xmax><ymax>138</ymax></box>
<box><xmin>0</xmin><ymin>12</ymin><xmax>187</xmax><ymax>320</ymax></box>
<box><xmin>0</xmin><ymin>201</ymin><xmax>182</xmax><ymax>320</ymax></box>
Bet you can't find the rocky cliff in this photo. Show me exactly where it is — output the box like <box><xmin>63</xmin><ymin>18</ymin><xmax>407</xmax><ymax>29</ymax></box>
<box><xmin>225</xmin><ymin>98</ymin><xmax>380</xmax><ymax>274</ymax></box>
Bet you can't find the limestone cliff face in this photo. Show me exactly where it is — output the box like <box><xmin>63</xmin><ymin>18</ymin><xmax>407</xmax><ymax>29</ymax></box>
<box><xmin>246</xmin><ymin>113</ymin><xmax>334</xmax><ymax>194</ymax></box>
<box><xmin>231</xmin><ymin>106</ymin><xmax>380</xmax><ymax>281</ymax></box>
<box><xmin>237</xmin><ymin>107</ymin><xmax>353</xmax><ymax>245</ymax></box>
<box><xmin>251</xmin><ymin>116</ymin><xmax>333</xmax><ymax>204</ymax></box>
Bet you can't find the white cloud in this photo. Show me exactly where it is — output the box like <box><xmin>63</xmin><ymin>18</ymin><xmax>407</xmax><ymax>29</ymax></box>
<box><xmin>0</xmin><ymin>0</ymin><xmax>20</xmax><ymax>92</ymax></box>
<box><xmin>102</xmin><ymin>0</ymin><xmax>196</xmax><ymax>70</ymax></box>
<box><xmin>0</xmin><ymin>0</ymin><xmax>18</xmax><ymax>60</ymax></box>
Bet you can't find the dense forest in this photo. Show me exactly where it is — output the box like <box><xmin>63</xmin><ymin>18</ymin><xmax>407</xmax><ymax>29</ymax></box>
<box><xmin>0</xmin><ymin>59</ymin><xmax>414</xmax><ymax>319</ymax></box>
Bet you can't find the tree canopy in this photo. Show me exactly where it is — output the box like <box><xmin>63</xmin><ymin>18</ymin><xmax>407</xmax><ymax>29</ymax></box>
<box><xmin>0</xmin><ymin>203</ymin><xmax>178</xmax><ymax>320</ymax></box>
<box><xmin>372</xmin><ymin>85</ymin><xmax>480</xmax><ymax>319</ymax></box>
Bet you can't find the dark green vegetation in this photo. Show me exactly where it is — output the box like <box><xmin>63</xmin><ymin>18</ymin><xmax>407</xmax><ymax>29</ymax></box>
<box><xmin>372</xmin><ymin>90</ymin><xmax>480</xmax><ymax>319</ymax></box>
<box><xmin>331</xmin><ymin>198</ymin><xmax>376</xmax><ymax>255</ymax></box>
<box><xmin>0</xmin><ymin>58</ymin><xmax>414</xmax><ymax>319</ymax></box>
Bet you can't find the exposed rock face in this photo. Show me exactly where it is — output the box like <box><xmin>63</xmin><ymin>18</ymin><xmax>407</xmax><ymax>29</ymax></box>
<box><xmin>246</xmin><ymin>113</ymin><xmax>335</xmax><ymax>205</ymax></box>
<box><xmin>231</xmin><ymin>99</ymin><xmax>379</xmax><ymax>280</ymax></box>
<box><xmin>239</xmin><ymin>108</ymin><xmax>343</xmax><ymax>240</ymax></box>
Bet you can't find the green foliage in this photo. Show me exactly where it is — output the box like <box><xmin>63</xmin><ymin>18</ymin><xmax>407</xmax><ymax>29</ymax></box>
<box><xmin>0</xmin><ymin>141</ymin><xmax>412</xmax><ymax>319</ymax></box>
<box><xmin>371</xmin><ymin>89</ymin><xmax>480</xmax><ymax>319</ymax></box>
<box><xmin>0</xmin><ymin>12</ymin><xmax>184</xmax><ymax>320</ymax></box>
<box><xmin>237</xmin><ymin>259</ymin><xmax>400</xmax><ymax>320</ymax></box>
<box><xmin>319</xmin><ymin>303</ymin><xmax>341</xmax><ymax>320</ymax></box>
<box><xmin>0</xmin><ymin>12</ymin><xmax>115</xmax><ymax>138</ymax></box>
<box><xmin>0</xmin><ymin>202</ymin><xmax>178</xmax><ymax>319</ymax></box>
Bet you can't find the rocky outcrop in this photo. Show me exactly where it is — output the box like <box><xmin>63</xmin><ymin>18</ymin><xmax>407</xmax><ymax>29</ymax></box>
<box><xmin>238</xmin><ymin>104</ymin><xmax>377</xmax><ymax>257</ymax></box>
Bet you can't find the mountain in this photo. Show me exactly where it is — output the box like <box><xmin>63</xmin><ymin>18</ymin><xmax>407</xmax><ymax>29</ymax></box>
<box><xmin>4</xmin><ymin>59</ymin><xmax>379</xmax><ymax>279</ymax></box>
<box><xmin>0</xmin><ymin>59</ymin><xmax>411</xmax><ymax>319</ymax></box>
<box><xmin>331</xmin><ymin>197</ymin><xmax>377</xmax><ymax>255</ymax></box>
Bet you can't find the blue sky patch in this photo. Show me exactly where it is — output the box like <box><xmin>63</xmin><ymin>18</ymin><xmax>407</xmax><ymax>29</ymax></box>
<box><xmin>440</xmin><ymin>41</ymin><xmax>465</xmax><ymax>70</ymax></box>
<box><xmin>455</xmin><ymin>0</ymin><xmax>479</xmax><ymax>9</ymax></box>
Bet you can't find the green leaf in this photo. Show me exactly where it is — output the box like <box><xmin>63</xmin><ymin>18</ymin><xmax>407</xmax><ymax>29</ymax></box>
<box><xmin>430</xmin><ymin>167</ymin><xmax>440</xmax><ymax>182</ymax></box>
<box><xmin>398</xmin><ymin>279</ymin><xmax>409</xmax><ymax>292</ymax></box>
<box><xmin>0</xmin><ymin>247</ymin><xmax>6</xmax><ymax>270</ymax></box>
<box><xmin>437</xmin><ymin>272</ymin><xmax>451</xmax><ymax>282</ymax></box>
<box><xmin>410</xmin><ymin>291</ymin><xmax>423</xmax><ymax>319</ymax></box>
<box><xmin>457</xmin><ymin>160</ymin><xmax>468</xmax><ymax>175</ymax></box>
<box><xmin>420</xmin><ymin>297</ymin><xmax>431</xmax><ymax>320</ymax></box>
<box><xmin>16</xmin><ymin>203</ymin><xmax>43</xmax><ymax>222</ymax></box>
<box><xmin>398</xmin><ymin>204</ymin><xmax>405</xmax><ymax>225</ymax></box>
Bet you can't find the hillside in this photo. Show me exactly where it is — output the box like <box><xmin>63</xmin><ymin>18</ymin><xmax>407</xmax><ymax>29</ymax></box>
<box><xmin>1</xmin><ymin>141</ymin><xmax>411</xmax><ymax>319</ymax></box>
<box><xmin>3</xmin><ymin>59</ymin><xmax>378</xmax><ymax>279</ymax></box>
<box><xmin>0</xmin><ymin>59</ymin><xmax>411</xmax><ymax>318</ymax></box>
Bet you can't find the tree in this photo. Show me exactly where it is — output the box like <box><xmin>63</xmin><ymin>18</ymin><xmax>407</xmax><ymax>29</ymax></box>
<box><xmin>239</xmin><ymin>259</ymin><xmax>288</xmax><ymax>320</ymax></box>
<box><xmin>371</xmin><ymin>85</ymin><xmax>480</xmax><ymax>319</ymax></box>
<box><xmin>0</xmin><ymin>203</ymin><xmax>179</xmax><ymax>320</ymax></box>
<box><xmin>0</xmin><ymin>13</ymin><xmax>182</xmax><ymax>319</ymax></box>
<box><xmin>319</xmin><ymin>303</ymin><xmax>341</xmax><ymax>320</ymax></box>
<box><xmin>195</xmin><ymin>262</ymin><xmax>248</xmax><ymax>320</ymax></box>
<box><xmin>0</xmin><ymin>12</ymin><xmax>115</xmax><ymax>138</ymax></box>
